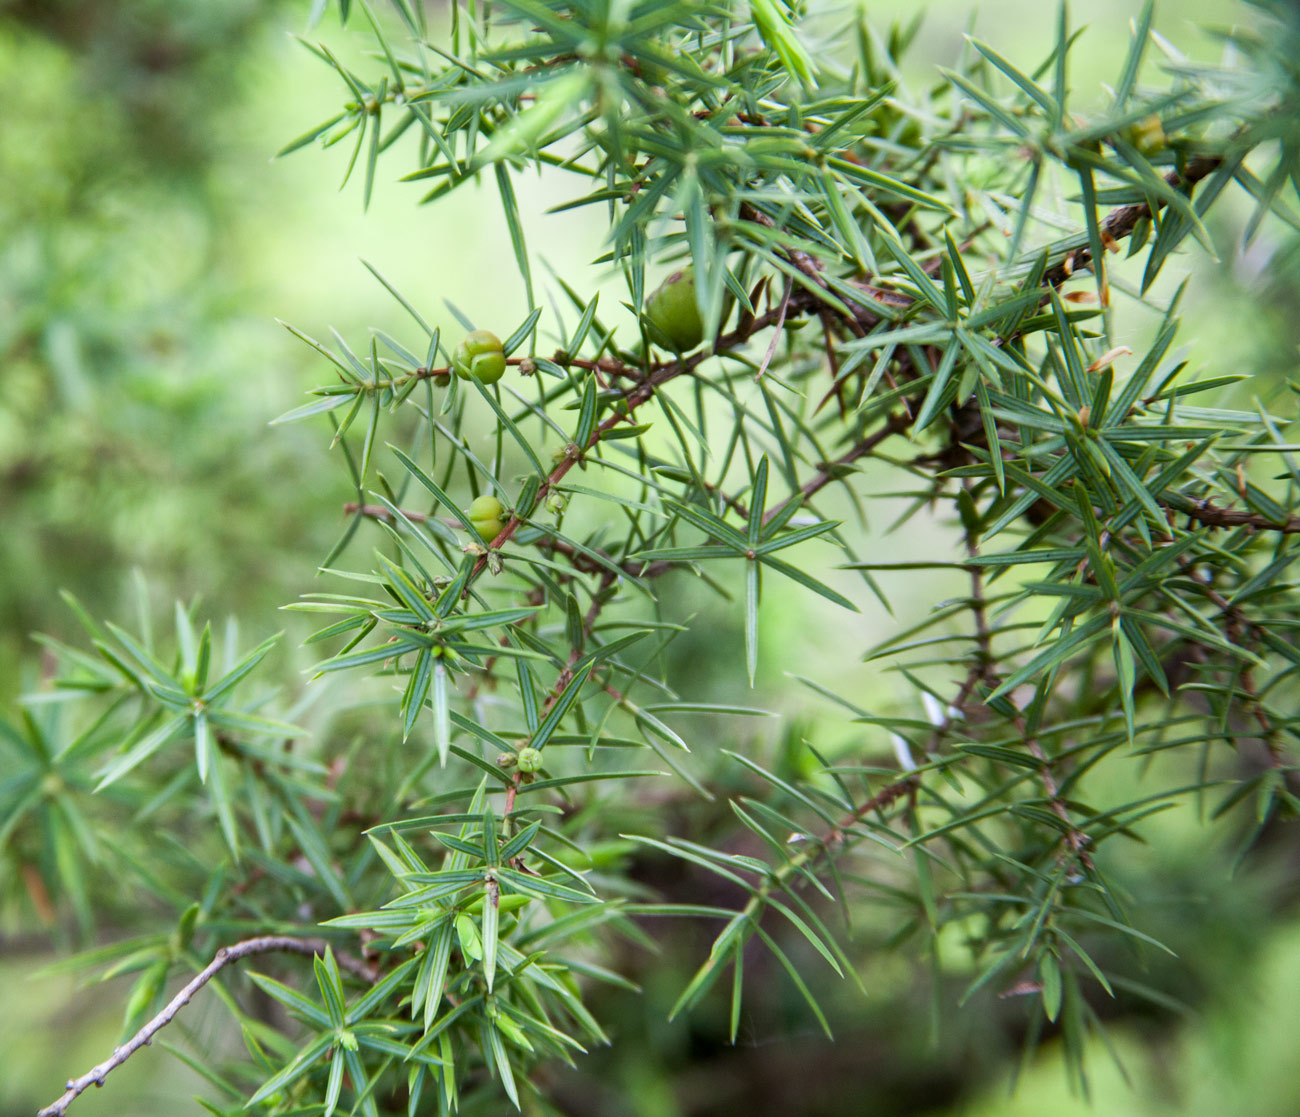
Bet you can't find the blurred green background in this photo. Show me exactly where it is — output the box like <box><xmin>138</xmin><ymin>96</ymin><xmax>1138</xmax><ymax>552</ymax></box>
<box><xmin>3</xmin><ymin>0</ymin><xmax>1298</xmax><ymax>1114</ymax></box>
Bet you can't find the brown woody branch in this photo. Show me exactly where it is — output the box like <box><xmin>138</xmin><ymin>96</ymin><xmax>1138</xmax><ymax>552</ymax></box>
<box><xmin>760</xmin><ymin>411</ymin><xmax>914</xmax><ymax>525</ymax></box>
<box><xmin>459</xmin><ymin>303</ymin><xmax>796</xmax><ymax>589</ymax></box>
<box><xmin>1165</xmin><ymin>492</ymin><xmax>1300</xmax><ymax>534</ymax></box>
<box><xmin>827</xmin><ymin>774</ymin><xmax>918</xmax><ymax>842</ymax></box>
<box><xmin>1041</xmin><ymin>154</ymin><xmax>1223</xmax><ymax>290</ymax></box>
<box><xmin>504</xmin><ymin>569</ymin><xmax>622</xmax><ymax>821</ymax></box>
<box><xmin>340</xmin><ymin>503</ymin><xmax>676</xmax><ymax>583</ymax></box>
<box><xmin>353</xmin><ymin>149</ymin><xmax>1239</xmax><ymax>609</ymax></box>
<box><xmin>38</xmin><ymin>936</ymin><xmax>377</xmax><ymax>1117</ymax></box>
<box><xmin>1022</xmin><ymin>724</ymin><xmax>1095</xmax><ymax>869</ymax></box>
<box><xmin>1183</xmin><ymin>564</ymin><xmax>1287</xmax><ymax>766</ymax></box>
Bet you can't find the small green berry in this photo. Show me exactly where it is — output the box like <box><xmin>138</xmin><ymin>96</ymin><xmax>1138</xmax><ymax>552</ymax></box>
<box><xmin>453</xmin><ymin>329</ymin><xmax>507</xmax><ymax>384</ymax></box>
<box><xmin>468</xmin><ymin>494</ymin><xmax>506</xmax><ymax>541</ymax></box>
<box><xmin>516</xmin><ymin>746</ymin><xmax>543</xmax><ymax>773</ymax></box>
<box><xmin>1125</xmin><ymin>114</ymin><xmax>1165</xmax><ymax>157</ymax></box>
<box><xmin>644</xmin><ymin>267</ymin><xmax>704</xmax><ymax>352</ymax></box>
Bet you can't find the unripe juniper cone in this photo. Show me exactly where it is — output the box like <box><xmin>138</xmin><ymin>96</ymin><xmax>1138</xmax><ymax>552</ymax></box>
<box><xmin>644</xmin><ymin>267</ymin><xmax>704</xmax><ymax>351</ymax></box>
<box><xmin>453</xmin><ymin>329</ymin><xmax>507</xmax><ymax>383</ymax></box>
<box><xmin>1126</xmin><ymin>113</ymin><xmax>1166</xmax><ymax>155</ymax></box>
<box><xmin>468</xmin><ymin>494</ymin><xmax>506</xmax><ymax>541</ymax></box>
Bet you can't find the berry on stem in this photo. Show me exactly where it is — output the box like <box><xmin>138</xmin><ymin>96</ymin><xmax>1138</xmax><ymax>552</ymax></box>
<box><xmin>468</xmin><ymin>494</ymin><xmax>506</xmax><ymax>541</ymax></box>
<box><xmin>644</xmin><ymin>267</ymin><xmax>704</xmax><ymax>351</ymax></box>
<box><xmin>1126</xmin><ymin>114</ymin><xmax>1166</xmax><ymax>156</ymax></box>
<box><xmin>453</xmin><ymin>330</ymin><xmax>507</xmax><ymax>384</ymax></box>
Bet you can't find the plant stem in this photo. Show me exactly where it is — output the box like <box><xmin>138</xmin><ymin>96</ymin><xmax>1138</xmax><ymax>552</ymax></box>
<box><xmin>37</xmin><ymin>936</ymin><xmax>377</xmax><ymax>1117</ymax></box>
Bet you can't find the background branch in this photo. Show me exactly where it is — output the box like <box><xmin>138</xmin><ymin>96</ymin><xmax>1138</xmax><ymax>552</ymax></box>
<box><xmin>37</xmin><ymin>936</ymin><xmax>377</xmax><ymax>1117</ymax></box>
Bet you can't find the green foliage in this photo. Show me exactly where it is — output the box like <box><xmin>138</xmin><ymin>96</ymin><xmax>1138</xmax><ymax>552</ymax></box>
<box><xmin>0</xmin><ymin>0</ymin><xmax>323</xmax><ymax>705</ymax></box>
<box><xmin>10</xmin><ymin>0</ymin><xmax>1300</xmax><ymax>1114</ymax></box>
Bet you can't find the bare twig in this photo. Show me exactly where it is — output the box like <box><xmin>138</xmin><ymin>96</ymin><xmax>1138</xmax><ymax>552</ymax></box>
<box><xmin>1184</xmin><ymin>564</ymin><xmax>1287</xmax><ymax>766</ymax></box>
<box><xmin>38</xmin><ymin>936</ymin><xmax>377</xmax><ymax>1117</ymax></box>
<box><xmin>760</xmin><ymin>410</ymin><xmax>913</xmax><ymax>525</ymax></box>
<box><xmin>739</xmin><ymin>204</ymin><xmax>828</xmax><ymax>290</ymax></box>
<box><xmin>1041</xmin><ymin>154</ymin><xmax>1223</xmax><ymax>290</ymax></box>
<box><xmin>830</xmin><ymin>774</ymin><xmax>918</xmax><ymax>839</ymax></box>
<box><xmin>756</xmin><ymin>276</ymin><xmax>793</xmax><ymax>380</ymax></box>
<box><xmin>1165</xmin><ymin>492</ymin><xmax>1300</xmax><ymax>535</ymax></box>
<box><xmin>1020</xmin><ymin>723</ymin><xmax>1094</xmax><ymax>869</ymax></box>
<box><xmin>964</xmin><ymin>483</ymin><xmax>996</xmax><ymax>685</ymax></box>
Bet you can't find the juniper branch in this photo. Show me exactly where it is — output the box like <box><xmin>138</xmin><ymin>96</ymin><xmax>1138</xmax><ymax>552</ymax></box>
<box><xmin>37</xmin><ymin>937</ymin><xmax>378</xmax><ymax>1117</ymax></box>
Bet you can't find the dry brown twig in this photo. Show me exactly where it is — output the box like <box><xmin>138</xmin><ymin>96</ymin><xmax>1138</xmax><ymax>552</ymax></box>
<box><xmin>37</xmin><ymin>936</ymin><xmax>377</xmax><ymax>1117</ymax></box>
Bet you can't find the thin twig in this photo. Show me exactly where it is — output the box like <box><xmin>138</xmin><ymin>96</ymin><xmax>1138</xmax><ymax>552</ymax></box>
<box><xmin>825</xmin><ymin>647</ymin><xmax>993</xmax><ymax>850</ymax></box>
<box><xmin>462</xmin><ymin>302</ymin><xmax>795</xmax><ymax>588</ymax></box>
<box><xmin>740</xmin><ymin>204</ymin><xmax>828</xmax><ymax>290</ymax></box>
<box><xmin>38</xmin><ymin>936</ymin><xmax>377</xmax><ymax>1117</ymax></box>
<box><xmin>1020</xmin><ymin>722</ymin><xmax>1094</xmax><ymax>869</ymax></box>
<box><xmin>341</xmin><ymin>503</ymin><xmax>673</xmax><ymax>581</ymax></box>
<box><xmin>1041</xmin><ymin>154</ymin><xmax>1223</xmax><ymax>290</ymax></box>
<box><xmin>831</xmin><ymin>774</ymin><xmax>918</xmax><ymax>837</ymax></box>
<box><xmin>1184</xmin><ymin>564</ymin><xmax>1287</xmax><ymax>766</ymax></box>
<box><xmin>756</xmin><ymin>277</ymin><xmax>793</xmax><ymax>380</ymax></box>
<box><xmin>1166</xmin><ymin>492</ymin><xmax>1300</xmax><ymax>535</ymax></box>
<box><xmin>964</xmin><ymin>482</ymin><xmax>996</xmax><ymax>685</ymax></box>
<box><xmin>760</xmin><ymin>410</ymin><xmax>913</xmax><ymax>525</ymax></box>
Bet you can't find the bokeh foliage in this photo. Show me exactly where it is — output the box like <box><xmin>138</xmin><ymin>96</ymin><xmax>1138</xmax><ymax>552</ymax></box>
<box><xmin>6</xmin><ymin>0</ymin><xmax>1300</xmax><ymax>1115</ymax></box>
<box><xmin>0</xmin><ymin>0</ymin><xmax>331</xmax><ymax>705</ymax></box>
